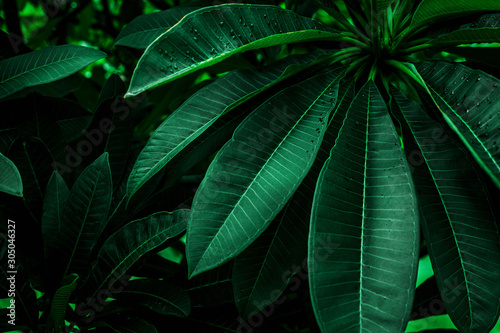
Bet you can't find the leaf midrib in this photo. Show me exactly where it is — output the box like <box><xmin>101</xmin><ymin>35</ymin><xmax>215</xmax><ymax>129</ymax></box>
<box><xmin>63</xmin><ymin>168</ymin><xmax>102</xmax><ymax>278</ymax></box>
<box><xmin>397</xmin><ymin>95</ymin><xmax>473</xmax><ymax>325</ymax></box>
<box><xmin>193</xmin><ymin>70</ymin><xmax>341</xmax><ymax>274</ymax></box>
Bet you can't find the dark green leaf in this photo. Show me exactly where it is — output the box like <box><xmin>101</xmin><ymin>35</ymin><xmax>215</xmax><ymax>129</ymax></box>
<box><xmin>0</xmin><ymin>45</ymin><xmax>106</xmax><ymax>100</ymax></box>
<box><xmin>49</xmin><ymin>273</ymin><xmax>79</xmax><ymax>333</ymax></box>
<box><xmin>309</xmin><ymin>81</ymin><xmax>419</xmax><ymax>332</ymax></box>
<box><xmin>83</xmin><ymin>209</ymin><xmax>190</xmax><ymax>309</ymax></box>
<box><xmin>125</xmin><ymin>4</ymin><xmax>342</xmax><ymax>96</ymax></box>
<box><xmin>416</xmin><ymin>61</ymin><xmax>500</xmax><ymax>189</ymax></box>
<box><xmin>187</xmin><ymin>66</ymin><xmax>344</xmax><ymax>277</ymax></box>
<box><xmin>394</xmin><ymin>88</ymin><xmax>500</xmax><ymax>333</ymax></box>
<box><xmin>0</xmin><ymin>152</ymin><xmax>22</xmax><ymax>196</ymax></box>
<box><xmin>49</xmin><ymin>153</ymin><xmax>112</xmax><ymax>279</ymax></box>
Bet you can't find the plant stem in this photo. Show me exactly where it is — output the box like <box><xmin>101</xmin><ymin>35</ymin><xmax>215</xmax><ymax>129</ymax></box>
<box><xmin>400</xmin><ymin>43</ymin><xmax>433</xmax><ymax>54</ymax></box>
<box><xmin>338</xmin><ymin>36</ymin><xmax>369</xmax><ymax>49</ymax></box>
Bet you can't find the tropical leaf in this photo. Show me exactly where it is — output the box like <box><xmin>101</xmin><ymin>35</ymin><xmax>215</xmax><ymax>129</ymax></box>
<box><xmin>114</xmin><ymin>7</ymin><xmax>198</xmax><ymax>48</ymax></box>
<box><xmin>127</xmin><ymin>50</ymin><xmax>334</xmax><ymax>200</ymax></box>
<box><xmin>394</xmin><ymin>88</ymin><xmax>500</xmax><ymax>332</ymax></box>
<box><xmin>48</xmin><ymin>153</ymin><xmax>112</xmax><ymax>280</ymax></box>
<box><xmin>186</xmin><ymin>66</ymin><xmax>344</xmax><ymax>277</ymax></box>
<box><xmin>415</xmin><ymin>61</ymin><xmax>500</xmax><ymax>189</ymax></box>
<box><xmin>411</xmin><ymin>0</ymin><xmax>500</xmax><ymax>29</ymax></box>
<box><xmin>49</xmin><ymin>273</ymin><xmax>79</xmax><ymax>333</ymax></box>
<box><xmin>82</xmin><ymin>209</ymin><xmax>190</xmax><ymax>309</ymax></box>
<box><xmin>125</xmin><ymin>4</ymin><xmax>343</xmax><ymax>96</ymax></box>
<box><xmin>428</xmin><ymin>13</ymin><xmax>500</xmax><ymax>47</ymax></box>
<box><xmin>309</xmin><ymin>81</ymin><xmax>419</xmax><ymax>333</ymax></box>
<box><xmin>0</xmin><ymin>44</ymin><xmax>106</xmax><ymax>100</ymax></box>
<box><xmin>0</xmin><ymin>152</ymin><xmax>22</xmax><ymax>196</ymax></box>
<box><xmin>374</xmin><ymin>0</ymin><xmax>396</xmax><ymax>12</ymax></box>
<box><xmin>42</xmin><ymin>171</ymin><xmax>69</xmax><ymax>264</ymax></box>
<box><xmin>113</xmin><ymin>279</ymin><xmax>191</xmax><ymax>317</ymax></box>
<box><xmin>232</xmin><ymin>79</ymin><xmax>355</xmax><ymax>319</ymax></box>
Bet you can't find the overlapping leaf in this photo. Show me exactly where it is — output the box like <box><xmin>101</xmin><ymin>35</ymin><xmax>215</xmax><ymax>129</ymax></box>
<box><xmin>232</xmin><ymin>80</ymin><xmax>355</xmax><ymax>319</ymax></box>
<box><xmin>416</xmin><ymin>61</ymin><xmax>500</xmax><ymax>189</ymax></box>
<box><xmin>49</xmin><ymin>153</ymin><xmax>112</xmax><ymax>280</ymax></box>
<box><xmin>394</xmin><ymin>88</ymin><xmax>500</xmax><ymax>333</ymax></box>
<box><xmin>429</xmin><ymin>13</ymin><xmax>500</xmax><ymax>47</ymax></box>
<box><xmin>115</xmin><ymin>7</ymin><xmax>198</xmax><ymax>48</ymax></box>
<box><xmin>0</xmin><ymin>152</ymin><xmax>22</xmax><ymax>196</ymax></box>
<box><xmin>187</xmin><ymin>66</ymin><xmax>344</xmax><ymax>277</ymax></box>
<box><xmin>411</xmin><ymin>0</ymin><xmax>500</xmax><ymax>29</ymax></box>
<box><xmin>0</xmin><ymin>44</ymin><xmax>106</xmax><ymax>99</ymax></box>
<box><xmin>127</xmin><ymin>51</ymin><xmax>334</xmax><ymax>200</ymax></box>
<box><xmin>309</xmin><ymin>81</ymin><xmax>419</xmax><ymax>333</ymax></box>
<box><xmin>125</xmin><ymin>4</ymin><xmax>342</xmax><ymax>96</ymax></box>
<box><xmin>82</xmin><ymin>209</ymin><xmax>190</xmax><ymax>309</ymax></box>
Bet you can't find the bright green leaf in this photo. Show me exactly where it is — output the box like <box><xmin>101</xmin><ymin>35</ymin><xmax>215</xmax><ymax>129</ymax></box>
<box><xmin>412</xmin><ymin>0</ymin><xmax>500</xmax><ymax>29</ymax></box>
<box><xmin>125</xmin><ymin>4</ymin><xmax>342</xmax><ymax>97</ymax></box>
<box><xmin>127</xmin><ymin>51</ymin><xmax>334</xmax><ymax>200</ymax></box>
<box><xmin>394</xmin><ymin>88</ymin><xmax>500</xmax><ymax>333</ymax></box>
<box><xmin>416</xmin><ymin>61</ymin><xmax>500</xmax><ymax>189</ymax></box>
<box><xmin>187</xmin><ymin>66</ymin><xmax>344</xmax><ymax>277</ymax></box>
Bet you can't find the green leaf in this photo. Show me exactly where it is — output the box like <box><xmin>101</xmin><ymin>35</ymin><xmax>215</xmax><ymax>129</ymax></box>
<box><xmin>114</xmin><ymin>279</ymin><xmax>191</xmax><ymax>317</ymax></box>
<box><xmin>83</xmin><ymin>209</ymin><xmax>190</xmax><ymax>308</ymax></box>
<box><xmin>0</xmin><ymin>152</ymin><xmax>22</xmax><ymax>196</ymax></box>
<box><xmin>374</xmin><ymin>0</ymin><xmax>395</xmax><ymax>12</ymax></box>
<box><xmin>114</xmin><ymin>7</ymin><xmax>198</xmax><ymax>48</ymax></box>
<box><xmin>429</xmin><ymin>14</ymin><xmax>500</xmax><ymax>47</ymax></box>
<box><xmin>232</xmin><ymin>79</ymin><xmax>355</xmax><ymax>319</ymax></box>
<box><xmin>93</xmin><ymin>74</ymin><xmax>131</xmax><ymax>188</ymax></box>
<box><xmin>0</xmin><ymin>44</ymin><xmax>106</xmax><ymax>100</ymax></box>
<box><xmin>415</xmin><ymin>61</ymin><xmax>500</xmax><ymax>189</ymax></box>
<box><xmin>125</xmin><ymin>4</ymin><xmax>342</xmax><ymax>96</ymax></box>
<box><xmin>187</xmin><ymin>66</ymin><xmax>344</xmax><ymax>278</ymax></box>
<box><xmin>127</xmin><ymin>51</ymin><xmax>334</xmax><ymax>200</ymax></box>
<box><xmin>42</xmin><ymin>171</ymin><xmax>69</xmax><ymax>263</ymax></box>
<box><xmin>50</xmin><ymin>153</ymin><xmax>112</xmax><ymax>279</ymax></box>
<box><xmin>309</xmin><ymin>81</ymin><xmax>419</xmax><ymax>333</ymax></box>
<box><xmin>411</xmin><ymin>0</ymin><xmax>500</xmax><ymax>29</ymax></box>
<box><xmin>49</xmin><ymin>273</ymin><xmax>79</xmax><ymax>333</ymax></box>
<box><xmin>430</xmin><ymin>28</ymin><xmax>500</xmax><ymax>47</ymax></box>
<box><xmin>394</xmin><ymin>88</ymin><xmax>500</xmax><ymax>333</ymax></box>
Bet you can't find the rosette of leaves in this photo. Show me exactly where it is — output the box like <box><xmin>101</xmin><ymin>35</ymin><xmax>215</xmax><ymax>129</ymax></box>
<box><xmin>121</xmin><ymin>1</ymin><xmax>500</xmax><ymax>332</ymax></box>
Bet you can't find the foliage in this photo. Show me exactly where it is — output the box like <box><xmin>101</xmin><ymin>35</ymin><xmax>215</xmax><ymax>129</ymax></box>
<box><xmin>2</xmin><ymin>0</ymin><xmax>500</xmax><ymax>332</ymax></box>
